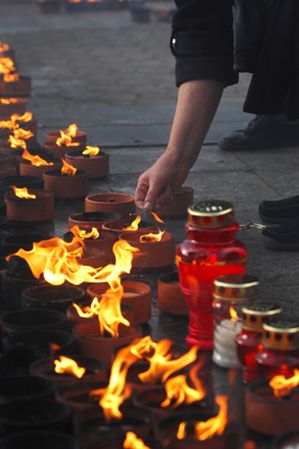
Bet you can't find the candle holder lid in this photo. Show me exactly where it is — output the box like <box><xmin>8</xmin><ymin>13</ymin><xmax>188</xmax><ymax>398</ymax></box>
<box><xmin>242</xmin><ymin>303</ymin><xmax>282</xmax><ymax>332</ymax></box>
<box><xmin>213</xmin><ymin>274</ymin><xmax>259</xmax><ymax>302</ymax></box>
<box><xmin>262</xmin><ymin>320</ymin><xmax>299</xmax><ymax>350</ymax></box>
<box><xmin>187</xmin><ymin>200</ymin><xmax>236</xmax><ymax>228</ymax></box>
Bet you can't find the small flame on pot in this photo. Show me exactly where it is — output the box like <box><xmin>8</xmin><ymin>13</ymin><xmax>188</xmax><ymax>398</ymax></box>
<box><xmin>8</xmin><ymin>135</ymin><xmax>26</xmax><ymax>150</ymax></box>
<box><xmin>0</xmin><ymin>57</ymin><xmax>15</xmax><ymax>74</ymax></box>
<box><xmin>123</xmin><ymin>432</ymin><xmax>150</xmax><ymax>449</ymax></box>
<box><xmin>0</xmin><ymin>42</ymin><xmax>10</xmax><ymax>52</ymax></box>
<box><xmin>123</xmin><ymin>215</ymin><xmax>142</xmax><ymax>231</ymax></box>
<box><xmin>139</xmin><ymin>229</ymin><xmax>165</xmax><ymax>243</ymax></box>
<box><xmin>12</xmin><ymin>186</ymin><xmax>36</xmax><ymax>199</ymax></box>
<box><xmin>11</xmin><ymin>111</ymin><xmax>33</xmax><ymax>123</ymax></box>
<box><xmin>82</xmin><ymin>146</ymin><xmax>100</xmax><ymax>157</ymax></box>
<box><xmin>0</xmin><ymin>98</ymin><xmax>23</xmax><ymax>104</ymax></box>
<box><xmin>151</xmin><ymin>211</ymin><xmax>164</xmax><ymax>224</ymax></box>
<box><xmin>269</xmin><ymin>369</ymin><xmax>299</xmax><ymax>398</ymax></box>
<box><xmin>54</xmin><ymin>355</ymin><xmax>86</xmax><ymax>379</ymax></box>
<box><xmin>3</xmin><ymin>72</ymin><xmax>20</xmax><ymax>83</ymax></box>
<box><xmin>22</xmin><ymin>147</ymin><xmax>54</xmax><ymax>167</ymax></box>
<box><xmin>66</xmin><ymin>123</ymin><xmax>78</xmax><ymax>138</ymax></box>
<box><xmin>70</xmin><ymin>225</ymin><xmax>100</xmax><ymax>240</ymax></box>
<box><xmin>13</xmin><ymin>127</ymin><xmax>34</xmax><ymax>140</ymax></box>
<box><xmin>161</xmin><ymin>362</ymin><xmax>205</xmax><ymax>409</ymax></box>
<box><xmin>61</xmin><ymin>158</ymin><xmax>77</xmax><ymax>176</ymax></box>
<box><xmin>56</xmin><ymin>130</ymin><xmax>80</xmax><ymax>148</ymax></box>
<box><xmin>229</xmin><ymin>306</ymin><xmax>238</xmax><ymax>322</ymax></box>
<box><xmin>138</xmin><ymin>339</ymin><xmax>198</xmax><ymax>384</ymax></box>
<box><xmin>0</xmin><ymin>119</ymin><xmax>15</xmax><ymax>130</ymax></box>
<box><xmin>176</xmin><ymin>395</ymin><xmax>228</xmax><ymax>441</ymax></box>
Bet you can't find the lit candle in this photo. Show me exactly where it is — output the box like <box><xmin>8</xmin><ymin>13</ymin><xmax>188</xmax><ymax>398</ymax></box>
<box><xmin>213</xmin><ymin>318</ymin><xmax>242</xmax><ymax>368</ymax></box>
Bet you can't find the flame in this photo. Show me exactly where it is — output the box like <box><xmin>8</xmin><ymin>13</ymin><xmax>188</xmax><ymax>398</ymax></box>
<box><xmin>0</xmin><ymin>119</ymin><xmax>15</xmax><ymax>130</ymax></box>
<box><xmin>22</xmin><ymin>147</ymin><xmax>54</xmax><ymax>167</ymax></box>
<box><xmin>151</xmin><ymin>211</ymin><xmax>164</xmax><ymax>224</ymax></box>
<box><xmin>138</xmin><ymin>339</ymin><xmax>198</xmax><ymax>384</ymax></box>
<box><xmin>70</xmin><ymin>225</ymin><xmax>100</xmax><ymax>241</ymax></box>
<box><xmin>161</xmin><ymin>363</ymin><xmax>205</xmax><ymax>409</ymax></box>
<box><xmin>90</xmin><ymin>336</ymin><xmax>157</xmax><ymax>421</ymax></box>
<box><xmin>123</xmin><ymin>432</ymin><xmax>150</xmax><ymax>449</ymax></box>
<box><xmin>0</xmin><ymin>98</ymin><xmax>23</xmax><ymax>104</ymax></box>
<box><xmin>177</xmin><ymin>395</ymin><xmax>228</xmax><ymax>441</ymax></box>
<box><xmin>61</xmin><ymin>158</ymin><xmax>77</xmax><ymax>176</ymax></box>
<box><xmin>8</xmin><ymin>135</ymin><xmax>26</xmax><ymax>150</ymax></box>
<box><xmin>123</xmin><ymin>215</ymin><xmax>142</xmax><ymax>231</ymax></box>
<box><xmin>11</xmin><ymin>111</ymin><xmax>33</xmax><ymax>123</ymax></box>
<box><xmin>50</xmin><ymin>343</ymin><xmax>61</xmax><ymax>354</ymax></box>
<box><xmin>12</xmin><ymin>186</ymin><xmax>36</xmax><ymax>199</ymax></box>
<box><xmin>0</xmin><ymin>57</ymin><xmax>15</xmax><ymax>74</ymax></box>
<box><xmin>54</xmin><ymin>355</ymin><xmax>86</xmax><ymax>379</ymax></box>
<box><xmin>140</xmin><ymin>230</ymin><xmax>165</xmax><ymax>243</ymax></box>
<box><xmin>82</xmin><ymin>146</ymin><xmax>100</xmax><ymax>156</ymax></box>
<box><xmin>56</xmin><ymin>130</ymin><xmax>80</xmax><ymax>148</ymax></box>
<box><xmin>269</xmin><ymin>369</ymin><xmax>299</xmax><ymax>398</ymax></box>
<box><xmin>3</xmin><ymin>73</ymin><xmax>20</xmax><ymax>83</ymax></box>
<box><xmin>66</xmin><ymin>123</ymin><xmax>78</xmax><ymax>138</ymax></box>
<box><xmin>0</xmin><ymin>42</ymin><xmax>10</xmax><ymax>52</ymax></box>
<box><xmin>229</xmin><ymin>306</ymin><xmax>238</xmax><ymax>322</ymax></box>
<box><xmin>13</xmin><ymin>127</ymin><xmax>34</xmax><ymax>140</ymax></box>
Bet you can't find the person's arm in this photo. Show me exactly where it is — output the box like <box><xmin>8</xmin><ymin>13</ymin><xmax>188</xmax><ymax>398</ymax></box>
<box><xmin>135</xmin><ymin>79</ymin><xmax>223</xmax><ymax>210</ymax></box>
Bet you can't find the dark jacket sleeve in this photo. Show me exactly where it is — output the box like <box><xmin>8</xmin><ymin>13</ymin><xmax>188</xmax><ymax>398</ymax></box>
<box><xmin>171</xmin><ymin>0</ymin><xmax>238</xmax><ymax>87</ymax></box>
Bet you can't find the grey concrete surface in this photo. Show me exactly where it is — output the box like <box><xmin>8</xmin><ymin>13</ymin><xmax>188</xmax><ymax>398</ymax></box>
<box><xmin>1</xmin><ymin>2</ymin><xmax>299</xmax><ymax>448</ymax></box>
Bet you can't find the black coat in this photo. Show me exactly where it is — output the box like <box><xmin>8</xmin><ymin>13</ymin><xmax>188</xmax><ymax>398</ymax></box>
<box><xmin>172</xmin><ymin>0</ymin><xmax>299</xmax><ymax>119</ymax></box>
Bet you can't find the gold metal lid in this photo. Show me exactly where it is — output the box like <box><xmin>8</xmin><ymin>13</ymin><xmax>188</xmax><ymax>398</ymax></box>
<box><xmin>242</xmin><ymin>303</ymin><xmax>282</xmax><ymax>332</ymax></box>
<box><xmin>187</xmin><ymin>200</ymin><xmax>236</xmax><ymax>228</ymax></box>
<box><xmin>262</xmin><ymin>320</ymin><xmax>299</xmax><ymax>350</ymax></box>
<box><xmin>213</xmin><ymin>274</ymin><xmax>259</xmax><ymax>302</ymax></box>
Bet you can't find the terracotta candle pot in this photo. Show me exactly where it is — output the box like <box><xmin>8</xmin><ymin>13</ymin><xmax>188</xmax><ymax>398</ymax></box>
<box><xmin>0</xmin><ymin>75</ymin><xmax>32</xmax><ymax>98</ymax></box>
<box><xmin>56</xmin><ymin>380</ymin><xmax>106</xmax><ymax>412</ymax></box>
<box><xmin>0</xmin><ymin>97</ymin><xmax>27</xmax><ymax>119</ymax></box>
<box><xmin>0</xmin><ymin>154</ymin><xmax>16</xmax><ymax>178</ymax></box>
<box><xmin>0</xmin><ymin>42</ymin><xmax>14</xmax><ymax>59</ymax></box>
<box><xmin>31</xmin><ymin>355</ymin><xmax>107</xmax><ymax>385</ymax></box>
<box><xmin>10</xmin><ymin>111</ymin><xmax>38</xmax><ymax>134</ymax></box>
<box><xmin>43</xmin><ymin>168</ymin><xmax>89</xmax><ymax>199</ymax></box>
<box><xmin>20</xmin><ymin>158</ymin><xmax>61</xmax><ymax>178</ymax></box>
<box><xmin>85</xmin><ymin>193</ymin><xmax>136</xmax><ymax>217</ymax></box>
<box><xmin>0</xmin><ymin>308</ymin><xmax>67</xmax><ymax>335</ymax></box>
<box><xmin>5</xmin><ymin>189</ymin><xmax>55</xmax><ymax>222</ymax></box>
<box><xmin>87</xmin><ymin>280</ymin><xmax>152</xmax><ymax>324</ymax></box>
<box><xmin>73</xmin><ymin>320</ymin><xmax>142</xmax><ymax>365</ymax></box>
<box><xmin>156</xmin><ymin>186</ymin><xmax>194</xmax><ymax>218</ymax></box>
<box><xmin>120</xmin><ymin>230</ymin><xmax>175</xmax><ymax>270</ymax></box>
<box><xmin>64</xmin><ymin>229</ymin><xmax>117</xmax><ymax>264</ymax></box>
<box><xmin>68</xmin><ymin>211</ymin><xmax>122</xmax><ymax>231</ymax></box>
<box><xmin>45</xmin><ymin>127</ymin><xmax>87</xmax><ymax>146</ymax></box>
<box><xmin>44</xmin><ymin>125</ymin><xmax>86</xmax><ymax>159</ymax></box>
<box><xmin>66</xmin><ymin>148</ymin><xmax>109</xmax><ymax>179</ymax></box>
<box><xmin>67</xmin><ymin>300</ymin><xmax>135</xmax><ymax>327</ymax></box>
<box><xmin>102</xmin><ymin>216</ymin><xmax>154</xmax><ymax>236</ymax></box>
<box><xmin>246</xmin><ymin>380</ymin><xmax>299</xmax><ymax>436</ymax></box>
<box><xmin>1</xmin><ymin>175</ymin><xmax>44</xmax><ymax>191</ymax></box>
<box><xmin>157</xmin><ymin>272</ymin><xmax>188</xmax><ymax>316</ymax></box>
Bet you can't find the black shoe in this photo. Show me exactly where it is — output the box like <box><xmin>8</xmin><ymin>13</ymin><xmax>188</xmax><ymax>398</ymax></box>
<box><xmin>262</xmin><ymin>221</ymin><xmax>299</xmax><ymax>250</ymax></box>
<box><xmin>218</xmin><ymin>115</ymin><xmax>299</xmax><ymax>151</ymax></box>
<box><xmin>259</xmin><ymin>195</ymin><xmax>299</xmax><ymax>224</ymax></box>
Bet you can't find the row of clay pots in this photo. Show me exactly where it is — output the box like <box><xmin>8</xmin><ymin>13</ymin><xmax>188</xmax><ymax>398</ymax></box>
<box><xmin>0</xmin><ymin>113</ymin><xmax>38</xmax><ymax>139</ymax></box>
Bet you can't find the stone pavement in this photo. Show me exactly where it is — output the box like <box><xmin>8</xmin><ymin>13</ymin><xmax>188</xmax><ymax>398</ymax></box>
<box><xmin>1</xmin><ymin>2</ymin><xmax>299</xmax><ymax>446</ymax></box>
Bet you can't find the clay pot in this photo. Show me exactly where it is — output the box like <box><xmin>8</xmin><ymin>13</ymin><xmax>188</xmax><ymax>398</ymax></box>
<box><xmin>102</xmin><ymin>216</ymin><xmax>154</xmax><ymax>236</ymax></box>
<box><xmin>22</xmin><ymin>284</ymin><xmax>86</xmax><ymax>313</ymax></box>
<box><xmin>0</xmin><ymin>400</ymin><xmax>72</xmax><ymax>435</ymax></box>
<box><xmin>3</xmin><ymin>232</ymin><xmax>51</xmax><ymax>250</ymax></box>
<box><xmin>1</xmin><ymin>269</ymin><xmax>40</xmax><ymax>310</ymax></box>
<box><xmin>0</xmin><ymin>431</ymin><xmax>80</xmax><ymax>449</ymax></box>
<box><xmin>19</xmin><ymin>159</ymin><xmax>61</xmax><ymax>177</ymax></box>
<box><xmin>43</xmin><ymin>169</ymin><xmax>89</xmax><ymax>199</ymax></box>
<box><xmin>31</xmin><ymin>355</ymin><xmax>106</xmax><ymax>385</ymax></box>
<box><xmin>73</xmin><ymin>320</ymin><xmax>142</xmax><ymax>365</ymax></box>
<box><xmin>0</xmin><ymin>165</ymin><xmax>16</xmax><ymax>178</ymax></box>
<box><xmin>246</xmin><ymin>380</ymin><xmax>299</xmax><ymax>435</ymax></box>
<box><xmin>0</xmin><ymin>98</ymin><xmax>27</xmax><ymax>119</ymax></box>
<box><xmin>0</xmin><ymin>308</ymin><xmax>67</xmax><ymax>335</ymax></box>
<box><xmin>11</xmin><ymin>114</ymin><xmax>38</xmax><ymax>135</ymax></box>
<box><xmin>155</xmin><ymin>413</ymin><xmax>238</xmax><ymax>449</ymax></box>
<box><xmin>85</xmin><ymin>193</ymin><xmax>136</xmax><ymax>217</ymax></box>
<box><xmin>66</xmin><ymin>149</ymin><xmax>109</xmax><ymax>179</ymax></box>
<box><xmin>120</xmin><ymin>230</ymin><xmax>175</xmax><ymax>270</ymax></box>
<box><xmin>273</xmin><ymin>432</ymin><xmax>299</xmax><ymax>449</ymax></box>
<box><xmin>156</xmin><ymin>186</ymin><xmax>194</xmax><ymax>218</ymax></box>
<box><xmin>68</xmin><ymin>211</ymin><xmax>122</xmax><ymax>230</ymax></box>
<box><xmin>43</xmin><ymin>143</ymin><xmax>85</xmax><ymax>159</ymax></box>
<box><xmin>56</xmin><ymin>380</ymin><xmax>104</xmax><ymax>413</ymax></box>
<box><xmin>0</xmin><ymin>76</ymin><xmax>32</xmax><ymax>97</ymax></box>
<box><xmin>87</xmin><ymin>280</ymin><xmax>152</xmax><ymax>324</ymax></box>
<box><xmin>3</xmin><ymin>329</ymin><xmax>76</xmax><ymax>358</ymax></box>
<box><xmin>157</xmin><ymin>272</ymin><xmax>188</xmax><ymax>316</ymax></box>
<box><xmin>0</xmin><ymin>376</ymin><xmax>55</xmax><ymax>404</ymax></box>
<box><xmin>64</xmin><ymin>229</ymin><xmax>117</xmax><ymax>264</ymax></box>
<box><xmin>0</xmin><ymin>154</ymin><xmax>16</xmax><ymax>178</ymax></box>
<box><xmin>5</xmin><ymin>190</ymin><xmax>55</xmax><ymax>222</ymax></box>
<box><xmin>45</xmin><ymin>129</ymin><xmax>87</xmax><ymax>146</ymax></box>
<box><xmin>0</xmin><ymin>174</ymin><xmax>43</xmax><ymax>191</ymax></box>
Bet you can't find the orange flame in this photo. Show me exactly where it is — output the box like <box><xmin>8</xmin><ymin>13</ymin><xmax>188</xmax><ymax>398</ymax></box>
<box><xmin>161</xmin><ymin>363</ymin><xmax>205</xmax><ymax>409</ymax></box>
<box><xmin>66</xmin><ymin>123</ymin><xmax>78</xmax><ymax>138</ymax></box>
<box><xmin>8</xmin><ymin>135</ymin><xmax>27</xmax><ymax>150</ymax></box>
<box><xmin>123</xmin><ymin>215</ymin><xmax>142</xmax><ymax>231</ymax></box>
<box><xmin>0</xmin><ymin>119</ymin><xmax>15</xmax><ymax>130</ymax></box>
<box><xmin>50</xmin><ymin>343</ymin><xmax>61</xmax><ymax>354</ymax></box>
<box><xmin>229</xmin><ymin>306</ymin><xmax>238</xmax><ymax>322</ymax></box>
<box><xmin>138</xmin><ymin>339</ymin><xmax>198</xmax><ymax>384</ymax></box>
<box><xmin>90</xmin><ymin>336</ymin><xmax>157</xmax><ymax>421</ymax></box>
<box><xmin>13</xmin><ymin>127</ymin><xmax>34</xmax><ymax>140</ymax></box>
<box><xmin>269</xmin><ymin>369</ymin><xmax>299</xmax><ymax>398</ymax></box>
<box><xmin>12</xmin><ymin>186</ymin><xmax>36</xmax><ymax>199</ymax></box>
<box><xmin>123</xmin><ymin>432</ymin><xmax>150</xmax><ymax>449</ymax></box>
<box><xmin>82</xmin><ymin>146</ymin><xmax>100</xmax><ymax>157</ymax></box>
<box><xmin>11</xmin><ymin>112</ymin><xmax>33</xmax><ymax>123</ymax></box>
<box><xmin>70</xmin><ymin>225</ymin><xmax>100</xmax><ymax>241</ymax></box>
<box><xmin>0</xmin><ymin>57</ymin><xmax>15</xmax><ymax>74</ymax></box>
<box><xmin>140</xmin><ymin>230</ymin><xmax>165</xmax><ymax>243</ymax></box>
<box><xmin>0</xmin><ymin>98</ymin><xmax>23</xmax><ymax>104</ymax></box>
<box><xmin>22</xmin><ymin>147</ymin><xmax>54</xmax><ymax>167</ymax></box>
<box><xmin>56</xmin><ymin>130</ymin><xmax>80</xmax><ymax>148</ymax></box>
<box><xmin>177</xmin><ymin>395</ymin><xmax>228</xmax><ymax>441</ymax></box>
<box><xmin>54</xmin><ymin>355</ymin><xmax>86</xmax><ymax>379</ymax></box>
<box><xmin>3</xmin><ymin>72</ymin><xmax>20</xmax><ymax>83</ymax></box>
<box><xmin>0</xmin><ymin>42</ymin><xmax>10</xmax><ymax>52</ymax></box>
<box><xmin>61</xmin><ymin>158</ymin><xmax>77</xmax><ymax>176</ymax></box>
<box><xmin>151</xmin><ymin>211</ymin><xmax>164</xmax><ymax>224</ymax></box>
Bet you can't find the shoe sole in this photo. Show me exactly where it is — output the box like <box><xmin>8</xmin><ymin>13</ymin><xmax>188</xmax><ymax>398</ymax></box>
<box><xmin>258</xmin><ymin>211</ymin><xmax>299</xmax><ymax>225</ymax></box>
<box><xmin>263</xmin><ymin>236</ymin><xmax>299</xmax><ymax>251</ymax></box>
